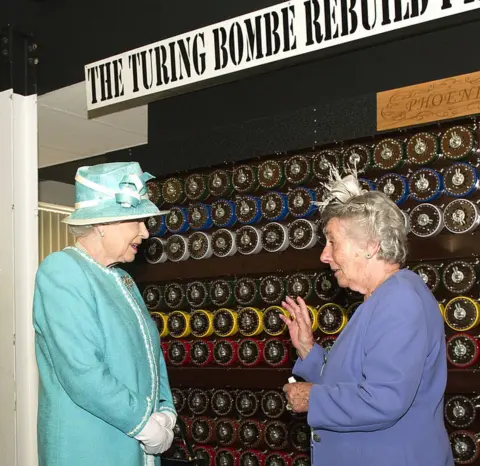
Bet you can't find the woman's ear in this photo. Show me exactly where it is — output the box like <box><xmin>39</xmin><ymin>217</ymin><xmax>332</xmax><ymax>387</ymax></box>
<box><xmin>94</xmin><ymin>224</ymin><xmax>110</xmax><ymax>238</ymax></box>
<box><xmin>365</xmin><ymin>240</ymin><xmax>380</xmax><ymax>259</ymax></box>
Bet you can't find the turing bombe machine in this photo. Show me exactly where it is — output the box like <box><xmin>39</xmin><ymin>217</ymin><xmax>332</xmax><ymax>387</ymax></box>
<box><xmin>137</xmin><ymin>118</ymin><xmax>480</xmax><ymax>466</ymax></box>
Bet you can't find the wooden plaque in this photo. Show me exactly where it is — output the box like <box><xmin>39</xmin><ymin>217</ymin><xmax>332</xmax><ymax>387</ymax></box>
<box><xmin>377</xmin><ymin>71</ymin><xmax>480</xmax><ymax>131</ymax></box>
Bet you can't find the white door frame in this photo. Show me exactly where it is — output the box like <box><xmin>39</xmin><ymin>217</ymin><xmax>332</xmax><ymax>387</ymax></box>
<box><xmin>0</xmin><ymin>88</ymin><xmax>39</xmax><ymax>466</ymax></box>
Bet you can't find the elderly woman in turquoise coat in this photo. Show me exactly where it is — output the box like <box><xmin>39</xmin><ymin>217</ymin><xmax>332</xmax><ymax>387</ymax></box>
<box><xmin>281</xmin><ymin>169</ymin><xmax>454</xmax><ymax>466</ymax></box>
<box><xmin>33</xmin><ymin>162</ymin><xmax>176</xmax><ymax>466</ymax></box>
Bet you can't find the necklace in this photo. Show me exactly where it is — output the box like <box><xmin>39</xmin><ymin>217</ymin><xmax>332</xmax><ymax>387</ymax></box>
<box><xmin>74</xmin><ymin>241</ymin><xmax>118</xmax><ymax>268</ymax></box>
<box><xmin>365</xmin><ymin>269</ymin><xmax>399</xmax><ymax>300</ymax></box>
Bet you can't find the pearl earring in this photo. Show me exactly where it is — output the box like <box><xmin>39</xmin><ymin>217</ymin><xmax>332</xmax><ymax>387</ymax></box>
<box><xmin>100</xmin><ymin>231</ymin><xmax>105</xmax><ymax>237</ymax></box>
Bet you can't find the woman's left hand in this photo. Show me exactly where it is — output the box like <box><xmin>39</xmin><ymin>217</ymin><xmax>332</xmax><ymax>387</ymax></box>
<box><xmin>283</xmin><ymin>382</ymin><xmax>313</xmax><ymax>413</ymax></box>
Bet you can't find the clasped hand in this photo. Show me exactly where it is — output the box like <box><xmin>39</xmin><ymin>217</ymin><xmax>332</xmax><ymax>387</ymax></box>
<box><xmin>283</xmin><ymin>381</ymin><xmax>313</xmax><ymax>413</ymax></box>
<box><xmin>135</xmin><ymin>411</ymin><xmax>176</xmax><ymax>455</ymax></box>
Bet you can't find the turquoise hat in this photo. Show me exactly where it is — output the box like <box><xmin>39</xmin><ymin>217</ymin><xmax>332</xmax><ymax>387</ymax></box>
<box><xmin>63</xmin><ymin>162</ymin><xmax>168</xmax><ymax>225</ymax></box>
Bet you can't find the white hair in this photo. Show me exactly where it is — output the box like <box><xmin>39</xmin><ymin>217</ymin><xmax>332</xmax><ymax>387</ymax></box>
<box><xmin>318</xmin><ymin>167</ymin><xmax>408</xmax><ymax>266</ymax></box>
<box><xmin>68</xmin><ymin>225</ymin><xmax>95</xmax><ymax>238</ymax></box>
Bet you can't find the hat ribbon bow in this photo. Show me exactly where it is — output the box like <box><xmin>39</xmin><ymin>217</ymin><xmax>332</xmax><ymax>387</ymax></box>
<box><xmin>74</xmin><ymin>172</ymin><xmax>154</xmax><ymax>209</ymax></box>
<box><xmin>115</xmin><ymin>173</ymin><xmax>152</xmax><ymax>208</ymax></box>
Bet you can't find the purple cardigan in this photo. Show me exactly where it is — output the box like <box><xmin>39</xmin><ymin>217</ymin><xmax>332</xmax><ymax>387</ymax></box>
<box><xmin>293</xmin><ymin>269</ymin><xmax>454</xmax><ymax>466</ymax></box>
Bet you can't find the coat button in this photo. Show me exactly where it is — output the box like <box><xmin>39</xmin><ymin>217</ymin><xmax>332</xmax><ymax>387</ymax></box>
<box><xmin>313</xmin><ymin>433</ymin><xmax>321</xmax><ymax>442</ymax></box>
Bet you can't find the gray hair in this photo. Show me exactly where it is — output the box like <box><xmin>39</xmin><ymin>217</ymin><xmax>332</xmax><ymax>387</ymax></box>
<box><xmin>68</xmin><ymin>224</ymin><xmax>95</xmax><ymax>238</ymax></box>
<box><xmin>320</xmin><ymin>189</ymin><xmax>408</xmax><ymax>266</ymax></box>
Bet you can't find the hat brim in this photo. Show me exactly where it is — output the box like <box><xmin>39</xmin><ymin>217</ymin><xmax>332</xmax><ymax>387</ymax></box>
<box><xmin>62</xmin><ymin>199</ymin><xmax>169</xmax><ymax>226</ymax></box>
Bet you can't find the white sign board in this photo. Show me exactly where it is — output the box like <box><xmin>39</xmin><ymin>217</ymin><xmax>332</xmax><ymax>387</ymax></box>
<box><xmin>85</xmin><ymin>0</ymin><xmax>480</xmax><ymax>112</ymax></box>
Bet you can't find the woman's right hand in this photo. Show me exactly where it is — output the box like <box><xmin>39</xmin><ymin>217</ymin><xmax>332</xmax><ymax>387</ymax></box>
<box><xmin>135</xmin><ymin>414</ymin><xmax>174</xmax><ymax>455</ymax></box>
<box><xmin>279</xmin><ymin>296</ymin><xmax>315</xmax><ymax>360</ymax></box>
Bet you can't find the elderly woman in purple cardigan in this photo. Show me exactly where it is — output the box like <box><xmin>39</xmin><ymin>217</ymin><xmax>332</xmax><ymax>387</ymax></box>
<box><xmin>281</xmin><ymin>169</ymin><xmax>454</xmax><ymax>466</ymax></box>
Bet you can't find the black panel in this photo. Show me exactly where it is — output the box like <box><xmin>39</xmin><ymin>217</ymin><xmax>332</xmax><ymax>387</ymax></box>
<box><xmin>0</xmin><ymin>25</ymin><xmax>38</xmax><ymax>95</ymax></box>
<box><xmin>145</xmin><ymin>93</ymin><xmax>376</xmax><ymax>175</ymax></box>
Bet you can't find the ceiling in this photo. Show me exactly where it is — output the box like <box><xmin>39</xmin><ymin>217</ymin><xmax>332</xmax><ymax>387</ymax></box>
<box><xmin>38</xmin><ymin>82</ymin><xmax>147</xmax><ymax>169</ymax></box>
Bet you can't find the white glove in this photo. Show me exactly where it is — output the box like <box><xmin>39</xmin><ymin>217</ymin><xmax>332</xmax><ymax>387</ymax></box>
<box><xmin>152</xmin><ymin>411</ymin><xmax>177</xmax><ymax>430</ymax></box>
<box><xmin>135</xmin><ymin>414</ymin><xmax>174</xmax><ymax>455</ymax></box>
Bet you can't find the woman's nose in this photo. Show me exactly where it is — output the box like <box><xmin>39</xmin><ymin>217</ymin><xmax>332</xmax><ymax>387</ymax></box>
<box><xmin>320</xmin><ymin>245</ymin><xmax>331</xmax><ymax>264</ymax></box>
<box><xmin>139</xmin><ymin>222</ymin><xmax>149</xmax><ymax>239</ymax></box>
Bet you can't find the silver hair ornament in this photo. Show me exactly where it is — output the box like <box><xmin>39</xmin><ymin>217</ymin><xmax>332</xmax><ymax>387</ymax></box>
<box><xmin>312</xmin><ymin>163</ymin><xmax>367</xmax><ymax>210</ymax></box>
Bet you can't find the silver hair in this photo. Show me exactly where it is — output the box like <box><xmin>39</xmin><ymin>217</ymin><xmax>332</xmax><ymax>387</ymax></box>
<box><xmin>68</xmin><ymin>224</ymin><xmax>95</xmax><ymax>238</ymax></box>
<box><xmin>318</xmin><ymin>167</ymin><xmax>408</xmax><ymax>266</ymax></box>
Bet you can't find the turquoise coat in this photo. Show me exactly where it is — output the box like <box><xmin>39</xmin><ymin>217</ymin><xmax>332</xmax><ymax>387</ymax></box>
<box><xmin>33</xmin><ymin>247</ymin><xmax>176</xmax><ymax>466</ymax></box>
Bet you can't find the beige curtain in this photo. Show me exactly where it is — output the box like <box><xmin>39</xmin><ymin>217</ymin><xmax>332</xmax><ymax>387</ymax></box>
<box><xmin>38</xmin><ymin>202</ymin><xmax>75</xmax><ymax>262</ymax></box>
